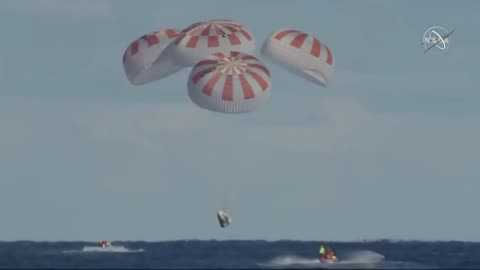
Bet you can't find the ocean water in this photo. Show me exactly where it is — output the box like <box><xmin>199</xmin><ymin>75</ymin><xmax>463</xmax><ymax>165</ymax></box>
<box><xmin>0</xmin><ymin>240</ymin><xmax>479</xmax><ymax>269</ymax></box>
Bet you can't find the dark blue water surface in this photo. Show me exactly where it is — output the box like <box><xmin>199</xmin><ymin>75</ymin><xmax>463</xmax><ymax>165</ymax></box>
<box><xmin>0</xmin><ymin>240</ymin><xmax>479</xmax><ymax>269</ymax></box>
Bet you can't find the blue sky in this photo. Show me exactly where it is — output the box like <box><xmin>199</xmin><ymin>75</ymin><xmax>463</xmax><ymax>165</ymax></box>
<box><xmin>0</xmin><ymin>0</ymin><xmax>479</xmax><ymax>242</ymax></box>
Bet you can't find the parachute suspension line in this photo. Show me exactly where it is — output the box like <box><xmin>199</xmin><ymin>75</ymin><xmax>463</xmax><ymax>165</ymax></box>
<box><xmin>221</xmin><ymin>172</ymin><xmax>234</xmax><ymax>212</ymax></box>
<box><xmin>218</xmin><ymin>128</ymin><xmax>234</xmax><ymax>212</ymax></box>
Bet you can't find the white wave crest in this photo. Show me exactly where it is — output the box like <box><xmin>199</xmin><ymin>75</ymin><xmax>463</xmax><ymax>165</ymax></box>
<box><xmin>63</xmin><ymin>245</ymin><xmax>144</xmax><ymax>254</ymax></box>
<box><xmin>258</xmin><ymin>250</ymin><xmax>385</xmax><ymax>269</ymax></box>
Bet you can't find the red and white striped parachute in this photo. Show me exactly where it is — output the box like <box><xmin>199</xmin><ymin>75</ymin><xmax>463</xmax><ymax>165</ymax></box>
<box><xmin>163</xmin><ymin>19</ymin><xmax>256</xmax><ymax>67</ymax></box>
<box><xmin>122</xmin><ymin>29</ymin><xmax>183</xmax><ymax>85</ymax></box>
<box><xmin>188</xmin><ymin>51</ymin><xmax>271</xmax><ymax>113</ymax></box>
<box><xmin>261</xmin><ymin>29</ymin><xmax>335</xmax><ymax>87</ymax></box>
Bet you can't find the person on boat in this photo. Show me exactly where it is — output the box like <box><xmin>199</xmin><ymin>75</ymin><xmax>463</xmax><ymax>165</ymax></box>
<box><xmin>98</xmin><ymin>240</ymin><xmax>111</xmax><ymax>248</ymax></box>
<box><xmin>326</xmin><ymin>248</ymin><xmax>338</xmax><ymax>261</ymax></box>
<box><xmin>319</xmin><ymin>245</ymin><xmax>326</xmax><ymax>256</ymax></box>
<box><xmin>319</xmin><ymin>246</ymin><xmax>338</xmax><ymax>262</ymax></box>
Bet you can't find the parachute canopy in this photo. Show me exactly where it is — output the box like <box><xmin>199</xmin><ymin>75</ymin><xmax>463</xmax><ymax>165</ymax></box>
<box><xmin>261</xmin><ymin>29</ymin><xmax>335</xmax><ymax>87</ymax></box>
<box><xmin>123</xmin><ymin>29</ymin><xmax>183</xmax><ymax>85</ymax></box>
<box><xmin>188</xmin><ymin>51</ymin><xmax>272</xmax><ymax>113</ymax></box>
<box><xmin>163</xmin><ymin>19</ymin><xmax>256</xmax><ymax>67</ymax></box>
<box><xmin>217</xmin><ymin>210</ymin><xmax>232</xmax><ymax>228</ymax></box>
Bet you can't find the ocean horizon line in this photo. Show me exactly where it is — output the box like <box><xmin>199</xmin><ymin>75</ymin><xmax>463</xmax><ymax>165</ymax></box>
<box><xmin>0</xmin><ymin>239</ymin><xmax>479</xmax><ymax>244</ymax></box>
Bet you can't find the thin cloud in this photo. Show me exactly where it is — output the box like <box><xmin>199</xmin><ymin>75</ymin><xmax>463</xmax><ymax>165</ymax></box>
<box><xmin>4</xmin><ymin>96</ymin><xmax>480</xmax><ymax>158</ymax></box>
<box><xmin>0</xmin><ymin>95</ymin><xmax>477</xmax><ymax>161</ymax></box>
<box><xmin>1</xmin><ymin>1</ymin><xmax>112</xmax><ymax>18</ymax></box>
<box><xmin>334</xmin><ymin>70</ymin><xmax>475</xmax><ymax>97</ymax></box>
